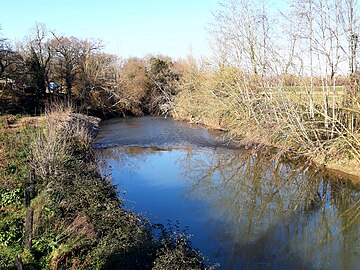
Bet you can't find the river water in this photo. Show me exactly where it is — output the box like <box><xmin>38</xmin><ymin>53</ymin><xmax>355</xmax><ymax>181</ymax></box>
<box><xmin>94</xmin><ymin>117</ymin><xmax>360</xmax><ymax>270</ymax></box>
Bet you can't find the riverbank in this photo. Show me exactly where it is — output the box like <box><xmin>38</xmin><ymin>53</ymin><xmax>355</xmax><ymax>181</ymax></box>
<box><xmin>94</xmin><ymin>116</ymin><xmax>360</xmax><ymax>269</ymax></box>
<box><xmin>0</xmin><ymin>105</ymin><xmax>215</xmax><ymax>269</ymax></box>
<box><xmin>173</xmin><ymin>113</ymin><xmax>360</xmax><ymax>185</ymax></box>
<box><xmin>173</xmin><ymin>66</ymin><xmax>360</xmax><ymax>184</ymax></box>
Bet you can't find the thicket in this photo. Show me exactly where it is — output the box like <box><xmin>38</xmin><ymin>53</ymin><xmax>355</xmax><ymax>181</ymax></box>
<box><xmin>173</xmin><ymin>0</ymin><xmax>360</xmax><ymax>176</ymax></box>
<box><xmin>174</xmin><ymin>63</ymin><xmax>360</xmax><ymax>174</ymax></box>
<box><xmin>0</xmin><ymin>105</ymin><xmax>214</xmax><ymax>269</ymax></box>
<box><xmin>0</xmin><ymin>23</ymin><xmax>181</xmax><ymax>117</ymax></box>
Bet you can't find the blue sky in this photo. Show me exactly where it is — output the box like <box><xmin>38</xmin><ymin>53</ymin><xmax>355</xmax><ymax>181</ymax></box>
<box><xmin>1</xmin><ymin>0</ymin><xmax>219</xmax><ymax>59</ymax></box>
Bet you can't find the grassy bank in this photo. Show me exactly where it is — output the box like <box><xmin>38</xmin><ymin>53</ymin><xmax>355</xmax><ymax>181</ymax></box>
<box><xmin>0</xmin><ymin>105</ymin><xmax>215</xmax><ymax>269</ymax></box>
<box><xmin>173</xmin><ymin>65</ymin><xmax>360</xmax><ymax>183</ymax></box>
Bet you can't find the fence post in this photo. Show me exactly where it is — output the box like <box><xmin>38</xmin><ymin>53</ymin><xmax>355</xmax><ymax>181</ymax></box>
<box><xmin>15</xmin><ymin>255</ymin><xmax>24</xmax><ymax>270</ymax></box>
<box><xmin>24</xmin><ymin>168</ymin><xmax>35</xmax><ymax>249</ymax></box>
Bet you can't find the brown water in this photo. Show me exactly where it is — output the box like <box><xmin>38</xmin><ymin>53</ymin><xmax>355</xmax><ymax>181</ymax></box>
<box><xmin>95</xmin><ymin>117</ymin><xmax>360</xmax><ymax>270</ymax></box>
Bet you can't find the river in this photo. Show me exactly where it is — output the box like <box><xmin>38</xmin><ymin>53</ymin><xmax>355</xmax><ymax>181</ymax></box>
<box><xmin>94</xmin><ymin>116</ymin><xmax>360</xmax><ymax>270</ymax></box>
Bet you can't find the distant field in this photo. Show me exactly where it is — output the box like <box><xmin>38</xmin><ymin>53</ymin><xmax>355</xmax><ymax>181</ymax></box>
<box><xmin>281</xmin><ymin>85</ymin><xmax>346</xmax><ymax>92</ymax></box>
<box><xmin>265</xmin><ymin>85</ymin><xmax>347</xmax><ymax>107</ymax></box>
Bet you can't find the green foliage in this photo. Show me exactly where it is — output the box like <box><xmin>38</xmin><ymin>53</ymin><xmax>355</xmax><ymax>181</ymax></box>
<box><xmin>32</xmin><ymin>232</ymin><xmax>58</xmax><ymax>256</ymax></box>
<box><xmin>0</xmin><ymin>125</ymin><xmax>33</xmax><ymax>184</ymax></box>
<box><xmin>153</xmin><ymin>221</ymin><xmax>215</xmax><ymax>270</ymax></box>
<box><xmin>0</xmin><ymin>245</ymin><xmax>22</xmax><ymax>269</ymax></box>
<box><xmin>0</xmin><ymin>125</ymin><xmax>31</xmax><ymax>269</ymax></box>
<box><xmin>150</xmin><ymin>57</ymin><xmax>170</xmax><ymax>75</ymax></box>
<box><xmin>0</xmin><ymin>214</ymin><xmax>24</xmax><ymax>248</ymax></box>
<box><xmin>0</xmin><ymin>188</ymin><xmax>22</xmax><ymax>208</ymax></box>
<box><xmin>0</xmin><ymin>110</ymin><xmax>213</xmax><ymax>269</ymax></box>
<box><xmin>25</xmin><ymin>48</ymin><xmax>47</xmax><ymax>94</ymax></box>
<box><xmin>145</xmin><ymin>57</ymin><xmax>180</xmax><ymax>115</ymax></box>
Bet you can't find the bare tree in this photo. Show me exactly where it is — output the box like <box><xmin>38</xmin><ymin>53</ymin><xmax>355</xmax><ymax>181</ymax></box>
<box><xmin>21</xmin><ymin>23</ymin><xmax>53</xmax><ymax>94</ymax></box>
<box><xmin>210</xmin><ymin>0</ymin><xmax>273</xmax><ymax>76</ymax></box>
<box><xmin>50</xmin><ymin>34</ymin><xmax>82</xmax><ymax>94</ymax></box>
<box><xmin>335</xmin><ymin>0</ymin><xmax>360</xmax><ymax>100</ymax></box>
<box><xmin>116</xmin><ymin>57</ymin><xmax>149</xmax><ymax>114</ymax></box>
<box><xmin>0</xmin><ymin>28</ymin><xmax>20</xmax><ymax>82</ymax></box>
<box><xmin>344</xmin><ymin>0</ymin><xmax>359</xmax><ymax>74</ymax></box>
<box><xmin>311</xmin><ymin>0</ymin><xmax>344</xmax><ymax>128</ymax></box>
<box><xmin>77</xmin><ymin>42</ymin><xmax>112</xmax><ymax>91</ymax></box>
<box><xmin>0</xmin><ymin>39</ymin><xmax>12</xmax><ymax>78</ymax></box>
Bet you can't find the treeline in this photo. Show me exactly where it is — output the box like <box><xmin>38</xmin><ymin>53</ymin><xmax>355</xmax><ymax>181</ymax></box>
<box><xmin>0</xmin><ymin>23</ymin><xmax>182</xmax><ymax>116</ymax></box>
<box><xmin>1</xmin><ymin>0</ymin><xmax>360</xmax><ymax>174</ymax></box>
<box><xmin>174</xmin><ymin>0</ymin><xmax>360</xmax><ymax>176</ymax></box>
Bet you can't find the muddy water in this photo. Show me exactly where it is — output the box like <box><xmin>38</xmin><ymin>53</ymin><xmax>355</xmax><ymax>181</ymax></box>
<box><xmin>95</xmin><ymin>117</ymin><xmax>360</xmax><ymax>270</ymax></box>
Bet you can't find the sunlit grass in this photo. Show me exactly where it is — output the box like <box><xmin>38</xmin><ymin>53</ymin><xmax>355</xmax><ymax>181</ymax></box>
<box><xmin>175</xmin><ymin>66</ymin><xmax>360</xmax><ymax>178</ymax></box>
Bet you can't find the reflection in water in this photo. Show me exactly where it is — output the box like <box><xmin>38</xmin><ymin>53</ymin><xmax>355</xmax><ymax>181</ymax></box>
<box><xmin>94</xmin><ymin>116</ymin><xmax>229</xmax><ymax>149</ymax></box>
<box><xmin>96</xmin><ymin>146</ymin><xmax>360</xmax><ymax>270</ymax></box>
<box><xmin>180</xmin><ymin>149</ymin><xmax>359</xmax><ymax>269</ymax></box>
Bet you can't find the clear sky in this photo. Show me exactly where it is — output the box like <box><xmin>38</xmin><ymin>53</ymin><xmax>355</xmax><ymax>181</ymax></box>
<box><xmin>0</xmin><ymin>0</ymin><xmax>219</xmax><ymax>59</ymax></box>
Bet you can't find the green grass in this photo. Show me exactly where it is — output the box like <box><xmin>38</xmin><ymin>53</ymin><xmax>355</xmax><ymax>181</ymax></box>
<box><xmin>0</xmin><ymin>125</ymin><xmax>34</xmax><ymax>269</ymax></box>
<box><xmin>0</xmin><ymin>113</ymin><xmax>215</xmax><ymax>269</ymax></box>
<box><xmin>280</xmin><ymin>85</ymin><xmax>346</xmax><ymax>92</ymax></box>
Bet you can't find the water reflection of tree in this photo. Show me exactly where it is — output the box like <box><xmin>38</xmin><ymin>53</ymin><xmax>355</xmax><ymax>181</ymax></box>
<box><xmin>95</xmin><ymin>145</ymin><xmax>359</xmax><ymax>268</ymax></box>
<box><xmin>179</xmin><ymin>149</ymin><xmax>360</xmax><ymax>269</ymax></box>
<box><xmin>96</xmin><ymin>146</ymin><xmax>166</xmax><ymax>176</ymax></box>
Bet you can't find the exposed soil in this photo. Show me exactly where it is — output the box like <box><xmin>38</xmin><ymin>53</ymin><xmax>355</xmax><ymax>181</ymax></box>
<box><xmin>321</xmin><ymin>160</ymin><xmax>360</xmax><ymax>185</ymax></box>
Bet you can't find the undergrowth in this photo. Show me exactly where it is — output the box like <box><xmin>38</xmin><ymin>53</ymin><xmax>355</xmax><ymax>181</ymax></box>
<box><xmin>0</xmin><ymin>104</ymin><xmax>215</xmax><ymax>269</ymax></box>
<box><xmin>174</xmin><ymin>64</ymin><xmax>360</xmax><ymax>177</ymax></box>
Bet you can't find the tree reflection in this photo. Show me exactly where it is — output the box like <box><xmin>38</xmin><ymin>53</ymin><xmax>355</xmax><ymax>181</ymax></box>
<box><xmin>179</xmin><ymin>148</ymin><xmax>360</xmax><ymax>269</ymax></box>
<box><xmin>96</xmin><ymin>146</ymin><xmax>167</xmax><ymax>176</ymax></box>
<box><xmin>96</xmin><ymin>145</ymin><xmax>359</xmax><ymax>269</ymax></box>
